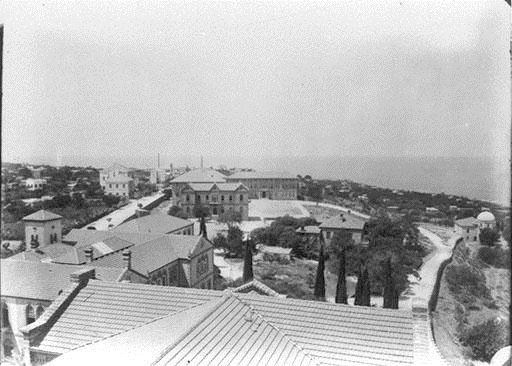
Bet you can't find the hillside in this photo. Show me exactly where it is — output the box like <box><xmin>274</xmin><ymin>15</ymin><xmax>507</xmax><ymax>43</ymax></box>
<box><xmin>432</xmin><ymin>240</ymin><xmax>510</xmax><ymax>365</ymax></box>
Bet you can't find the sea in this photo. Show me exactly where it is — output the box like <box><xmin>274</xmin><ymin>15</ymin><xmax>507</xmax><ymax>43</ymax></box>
<box><xmin>19</xmin><ymin>155</ymin><xmax>511</xmax><ymax>207</ymax></box>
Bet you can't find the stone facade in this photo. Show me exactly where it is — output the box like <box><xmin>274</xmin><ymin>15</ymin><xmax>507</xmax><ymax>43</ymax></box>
<box><xmin>226</xmin><ymin>172</ymin><xmax>298</xmax><ymax>200</ymax></box>
<box><xmin>180</xmin><ymin>183</ymin><xmax>249</xmax><ymax>220</ymax></box>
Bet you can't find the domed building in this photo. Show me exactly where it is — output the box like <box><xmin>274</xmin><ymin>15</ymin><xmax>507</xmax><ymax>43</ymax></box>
<box><xmin>454</xmin><ymin>210</ymin><xmax>496</xmax><ymax>243</ymax></box>
<box><xmin>477</xmin><ymin>210</ymin><xmax>496</xmax><ymax>230</ymax></box>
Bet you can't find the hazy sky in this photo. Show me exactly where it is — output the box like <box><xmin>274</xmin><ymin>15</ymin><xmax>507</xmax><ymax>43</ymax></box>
<box><xmin>1</xmin><ymin>0</ymin><xmax>510</xmax><ymax>167</ymax></box>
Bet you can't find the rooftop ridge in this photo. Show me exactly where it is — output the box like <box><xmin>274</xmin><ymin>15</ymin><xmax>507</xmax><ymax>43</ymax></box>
<box><xmin>231</xmin><ymin>293</ymin><xmax>322</xmax><ymax>366</ymax></box>
<box><xmin>150</xmin><ymin>295</ymin><xmax>232</xmax><ymax>366</ymax></box>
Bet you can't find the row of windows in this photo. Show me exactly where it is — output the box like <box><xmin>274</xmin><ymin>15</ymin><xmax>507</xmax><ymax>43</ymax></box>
<box><xmin>108</xmin><ymin>183</ymin><xmax>127</xmax><ymax>189</ymax></box>
<box><xmin>184</xmin><ymin>205</ymin><xmax>245</xmax><ymax>215</ymax></box>
<box><xmin>186</xmin><ymin>194</ymin><xmax>245</xmax><ymax>203</ymax></box>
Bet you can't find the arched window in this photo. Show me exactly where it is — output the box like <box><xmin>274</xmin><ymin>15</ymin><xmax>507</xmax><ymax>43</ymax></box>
<box><xmin>36</xmin><ymin>305</ymin><xmax>45</xmax><ymax>319</ymax></box>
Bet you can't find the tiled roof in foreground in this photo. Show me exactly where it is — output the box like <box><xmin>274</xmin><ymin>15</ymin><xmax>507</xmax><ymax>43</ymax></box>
<box><xmin>33</xmin><ymin>280</ymin><xmax>223</xmax><ymax>354</ymax></box>
<box><xmin>37</xmin><ymin>280</ymin><xmax>413</xmax><ymax>365</ymax></box>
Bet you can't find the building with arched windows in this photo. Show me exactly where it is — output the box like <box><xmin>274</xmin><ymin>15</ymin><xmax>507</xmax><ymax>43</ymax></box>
<box><xmin>22</xmin><ymin>210</ymin><xmax>63</xmax><ymax>248</ymax></box>
<box><xmin>455</xmin><ymin>210</ymin><xmax>497</xmax><ymax>243</ymax></box>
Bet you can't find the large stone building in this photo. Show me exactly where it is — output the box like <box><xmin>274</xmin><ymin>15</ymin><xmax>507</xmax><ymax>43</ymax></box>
<box><xmin>24</xmin><ymin>179</ymin><xmax>46</xmax><ymax>192</ymax></box>
<box><xmin>226</xmin><ymin>171</ymin><xmax>298</xmax><ymax>200</ymax></box>
<box><xmin>169</xmin><ymin>168</ymin><xmax>227</xmax><ymax>205</ymax></box>
<box><xmin>18</xmin><ymin>272</ymin><xmax>444</xmax><ymax>366</ymax></box>
<box><xmin>99</xmin><ymin>163</ymin><xmax>134</xmax><ymax>198</ymax></box>
<box><xmin>180</xmin><ymin>182</ymin><xmax>249</xmax><ymax>220</ymax></box>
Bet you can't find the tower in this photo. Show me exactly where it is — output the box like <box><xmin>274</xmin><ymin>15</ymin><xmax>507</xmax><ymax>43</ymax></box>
<box><xmin>22</xmin><ymin>210</ymin><xmax>63</xmax><ymax>248</ymax></box>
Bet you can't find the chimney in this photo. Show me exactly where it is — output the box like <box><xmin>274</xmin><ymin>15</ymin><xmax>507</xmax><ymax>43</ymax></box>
<box><xmin>70</xmin><ymin>268</ymin><xmax>95</xmax><ymax>284</ymax></box>
<box><xmin>122</xmin><ymin>250</ymin><xmax>132</xmax><ymax>270</ymax></box>
<box><xmin>84</xmin><ymin>247</ymin><xmax>93</xmax><ymax>263</ymax></box>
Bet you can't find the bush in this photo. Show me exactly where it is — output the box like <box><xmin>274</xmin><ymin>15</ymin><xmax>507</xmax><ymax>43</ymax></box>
<box><xmin>459</xmin><ymin>318</ymin><xmax>508</xmax><ymax>362</ymax></box>
<box><xmin>479</xmin><ymin>228</ymin><xmax>500</xmax><ymax>246</ymax></box>
<box><xmin>445</xmin><ymin>263</ymin><xmax>491</xmax><ymax>302</ymax></box>
<box><xmin>478</xmin><ymin>247</ymin><xmax>511</xmax><ymax>268</ymax></box>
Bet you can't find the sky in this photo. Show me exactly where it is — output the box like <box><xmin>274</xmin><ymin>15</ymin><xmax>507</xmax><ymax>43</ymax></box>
<box><xmin>0</xmin><ymin>0</ymin><xmax>510</xmax><ymax>169</ymax></box>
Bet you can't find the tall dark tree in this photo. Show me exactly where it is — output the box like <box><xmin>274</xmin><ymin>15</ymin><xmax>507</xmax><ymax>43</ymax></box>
<box><xmin>314</xmin><ymin>240</ymin><xmax>326</xmax><ymax>300</ymax></box>
<box><xmin>243</xmin><ymin>240</ymin><xmax>254</xmax><ymax>283</ymax></box>
<box><xmin>199</xmin><ymin>215</ymin><xmax>207</xmax><ymax>239</ymax></box>
<box><xmin>354</xmin><ymin>264</ymin><xmax>364</xmax><ymax>306</ymax></box>
<box><xmin>361</xmin><ymin>266</ymin><xmax>371</xmax><ymax>306</ymax></box>
<box><xmin>335</xmin><ymin>247</ymin><xmax>347</xmax><ymax>304</ymax></box>
<box><xmin>383</xmin><ymin>257</ymin><xmax>398</xmax><ymax>309</ymax></box>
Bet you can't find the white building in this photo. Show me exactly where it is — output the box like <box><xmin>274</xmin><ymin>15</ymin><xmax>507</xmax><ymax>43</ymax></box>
<box><xmin>455</xmin><ymin>210</ymin><xmax>497</xmax><ymax>243</ymax></box>
<box><xmin>99</xmin><ymin>164</ymin><xmax>131</xmax><ymax>190</ymax></box>
<box><xmin>25</xmin><ymin>179</ymin><xmax>47</xmax><ymax>191</ymax></box>
<box><xmin>104</xmin><ymin>175</ymin><xmax>134</xmax><ymax>198</ymax></box>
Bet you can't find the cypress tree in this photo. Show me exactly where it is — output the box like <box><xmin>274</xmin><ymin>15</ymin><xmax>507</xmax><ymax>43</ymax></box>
<box><xmin>361</xmin><ymin>266</ymin><xmax>371</xmax><ymax>306</ymax></box>
<box><xmin>314</xmin><ymin>241</ymin><xmax>326</xmax><ymax>300</ymax></box>
<box><xmin>242</xmin><ymin>240</ymin><xmax>253</xmax><ymax>283</ymax></box>
<box><xmin>383</xmin><ymin>257</ymin><xmax>394</xmax><ymax>309</ymax></box>
<box><xmin>354</xmin><ymin>264</ymin><xmax>363</xmax><ymax>306</ymax></box>
<box><xmin>199</xmin><ymin>215</ymin><xmax>207</xmax><ymax>239</ymax></box>
<box><xmin>335</xmin><ymin>247</ymin><xmax>347</xmax><ymax>304</ymax></box>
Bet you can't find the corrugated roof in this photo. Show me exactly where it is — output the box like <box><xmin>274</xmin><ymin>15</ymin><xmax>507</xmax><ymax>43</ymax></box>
<box><xmin>319</xmin><ymin>213</ymin><xmax>367</xmax><ymax>230</ymax></box>
<box><xmin>155</xmin><ymin>295</ymin><xmax>320</xmax><ymax>366</ymax></box>
<box><xmin>22</xmin><ymin>209</ymin><xmax>62</xmax><ymax>222</ymax></box>
<box><xmin>227</xmin><ymin>171</ymin><xmax>297</xmax><ymax>180</ymax></box>
<box><xmin>42</xmin><ymin>286</ymin><xmax>414</xmax><ymax>365</ymax></box>
<box><xmin>171</xmin><ymin>169</ymin><xmax>227</xmax><ymax>183</ymax></box>
<box><xmin>90</xmin><ymin>235</ymin><xmax>210</xmax><ymax>274</ymax></box>
<box><xmin>454</xmin><ymin>217</ymin><xmax>478</xmax><ymax>227</ymax></box>
<box><xmin>237</xmin><ymin>293</ymin><xmax>414</xmax><ymax>366</ymax></box>
<box><xmin>0</xmin><ymin>260</ymin><xmax>124</xmax><ymax>301</ymax></box>
<box><xmin>34</xmin><ymin>280</ymin><xmax>223</xmax><ymax>354</ymax></box>
<box><xmin>113</xmin><ymin>213</ymin><xmax>192</xmax><ymax>235</ymax></box>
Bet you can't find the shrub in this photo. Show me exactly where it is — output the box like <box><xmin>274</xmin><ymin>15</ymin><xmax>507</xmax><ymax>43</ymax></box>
<box><xmin>445</xmin><ymin>263</ymin><xmax>491</xmax><ymax>302</ymax></box>
<box><xmin>478</xmin><ymin>247</ymin><xmax>511</xmax><ymax>269</ymax></box>
<box><xmin>459</xmin><ymin>318</ymin><xmax>508</xmax><ymax>362</ymax></box>
<box><xmin>479</xmin><ymin>228</ymin><xmax>500</xmax><ymax>246</ymax></box>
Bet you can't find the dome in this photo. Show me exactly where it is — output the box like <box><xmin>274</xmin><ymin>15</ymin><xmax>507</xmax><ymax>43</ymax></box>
<box><xmin>477</xmin><ymin>211</ymin><xmax>496</xmax><ymax>222</ymax></box>
<box><xmin>490</xmin><ymin>345</ymin><xmax>511</xmax><ymax>366</ymax></box>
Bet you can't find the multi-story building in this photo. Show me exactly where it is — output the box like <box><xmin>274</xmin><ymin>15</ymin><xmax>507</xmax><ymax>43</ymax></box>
<box><xmin>319</xmin><ymin>212</ymin><xmax>369</xmax><ymax>245</ymax></box>
<box><xmin>103</xmin><ymin>175</ymin><xmax>134</xmax><ymax>198</ymax></box>
<box><xmin>180</xmin><ymin>183</ymin><xmax>249</xmax><ymax>220</ymax></box>
<box><xmin>149</xmin><ymin>169</ymin><xmax>168</xmax><ymax>185</ymax></box>
<box><xmin>226</xmin><ymin>171</ymin><xmax>298</xmax><ymax>200</ymax></box>
<box><xmin>169</xmin><ymin>168</ymin><xmax>227</xmax><ymax>205</ymax></box>
<box><xmin>99</xmin><ymin>163</ymin><xmax>132</xmax><ymax>189</ymax></box>
<box><xmin>22</xmin><ymin>210</ymin><xmax>63</xmax><ymax>248</ymax></box>
<box><xmin>24</xmin><ymin>178</ymin><xmax>47</xmax><ymax>191</ymax></box>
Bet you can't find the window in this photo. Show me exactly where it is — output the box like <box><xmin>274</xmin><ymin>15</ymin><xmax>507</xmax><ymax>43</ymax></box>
<box><xmin>197</xmin><ymin>195</ymin><xmax>201</xmax><ymax>203</ymax></box>
<box><xmin>26</xmin><ymin>306</ymin><xmax>36</xmax><ymax>325</ymax></box>
<box><xmin>240</xmin><ymin>194</ymin><xmax>243</xmax><ymax>201</ymax></box>
<box><xmin>213</xmin><ymin>207</ymin><xmax>218</xmax><ymax>215</ymax></box>
<box><xmin>122</xmin><ymin>184</ymin><xmax>125</xmax><ymax>188</ymax></box>
<box><xmin>116</xmin><ymin>184</ymin><xmax>119</xmax><ymax>188</ymax></box>
<box><xmin>186</xmin><ymin>206</ymin><xmax>190</xmax><ymax>213</ymax></box>
<box><xmin>326</xmin><ymin>232</ymin><xmax>332</xmax><ymax>239</ymax></box>
<box><xmin>196</xmin><ymin>255</ymin><xmax>209</xmax><ymax>277</ymax></box>
<box><xmin>221</xmin><ymin>195</ymin><xmax>224</xmax><ymax>202</ymax></box>
<box><xmin>229</xmin><ymin>195</ymin><xmax>233</xmax><ymax>202</ymax></box>
<box><xmin>36</xmin><ymin>306</ymin><xmax>45</xmax><ymax>319</ymax></box>
<box><xmin>206</xmin><ymin>195</ymin><xmax>209</xmax><ymax>201</ymax></box>
<box><xmin>466</xmin><ymin>228</ymin><xmax>470</xmax><ymax>233</ymax></box>
<box><xmin>186</xmin><ymin>194</ymin><xmax>190</xmax><ymax>202</ymax></box>
<box><xmin>109</xmin><ymin>184</ymin><xmax>112</xmax><ymax>188</ymax></box>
